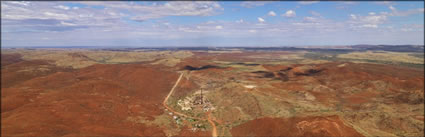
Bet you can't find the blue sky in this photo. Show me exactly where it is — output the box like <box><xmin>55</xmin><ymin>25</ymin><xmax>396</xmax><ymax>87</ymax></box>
<box><xmin>1</xmin><ymin>1</ymin><xmax>424</xmax><ymax>47</ymax></box>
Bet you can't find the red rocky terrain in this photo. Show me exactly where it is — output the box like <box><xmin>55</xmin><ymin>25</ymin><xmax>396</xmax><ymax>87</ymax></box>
<box><xmin>2</xmin><ymin>51</ymin><xmax>423</xmax><ymax>137</ymax></box>
<box><xmin>1</xmin><ymin>55</ymin><xmax>179</xmax><ymax>136</ymax></box>
<box><xmin>231</xmin><ymin>115</ymin><xmax>364</xmax><ymax>137</ymax></box>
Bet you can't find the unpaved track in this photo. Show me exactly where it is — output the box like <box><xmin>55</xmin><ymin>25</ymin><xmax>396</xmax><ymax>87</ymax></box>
<box><xmin>207</xmin><ymin>112</ymin><xmax>218</xmax><ymax>137</ymax></box>
<box><xmin>163</xmin><ymin>72</ymin><xmax>184</xmax><ymax>105</ymax></box>
<box><xmin>162</xmin><ymin>72</ymin><xmax>218</xmax><ymax>137</ymax></box>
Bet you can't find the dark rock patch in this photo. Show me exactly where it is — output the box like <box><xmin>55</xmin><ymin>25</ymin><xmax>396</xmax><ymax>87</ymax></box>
<box><xmin>183</xmin><ymin>65</ymin><xmax>221</xmax><ymax>71</ymax></box>
<box><xmin>251</xmin><ymin>71</ymin><xmax>275</xmax><ymax>78</ymax></box>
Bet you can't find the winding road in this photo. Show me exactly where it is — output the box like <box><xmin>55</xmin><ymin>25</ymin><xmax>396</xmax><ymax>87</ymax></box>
<box><xmin>162</xmin><ymin>72</ymin><xmax>218</xmax><ymax>137</ymax></box>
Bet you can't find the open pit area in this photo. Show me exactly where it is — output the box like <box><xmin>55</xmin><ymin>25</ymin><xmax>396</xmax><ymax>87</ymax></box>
<box><xmin>1</xmin><ymin>47</ymin><xmax>424</xmax><ymax>137</ymax></box>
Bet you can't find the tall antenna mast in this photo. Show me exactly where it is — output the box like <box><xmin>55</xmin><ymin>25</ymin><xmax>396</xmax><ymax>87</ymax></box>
<box><xmin>201</xmin><ymin>88</ymin><xmax>203</xmax><ymax>104</ymax></box>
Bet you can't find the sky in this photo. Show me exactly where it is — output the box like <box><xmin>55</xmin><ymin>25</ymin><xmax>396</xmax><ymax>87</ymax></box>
<box><xmin>1</xmin><ymin>1</ymin><xmax>424</xmax><ymax>47</ymax></box>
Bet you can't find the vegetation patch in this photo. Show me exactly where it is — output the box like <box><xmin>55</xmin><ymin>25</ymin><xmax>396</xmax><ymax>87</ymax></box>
<box><xmin>337</xmin><ymin>51</ymin><xmax>424</xmax><ymax>65</ymax></box>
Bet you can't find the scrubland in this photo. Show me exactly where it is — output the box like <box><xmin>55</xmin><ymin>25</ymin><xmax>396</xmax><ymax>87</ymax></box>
<box><xmin>1</xmin><ymin>48</ymin><xmax>423</xmax><ymax>137</ymax></box>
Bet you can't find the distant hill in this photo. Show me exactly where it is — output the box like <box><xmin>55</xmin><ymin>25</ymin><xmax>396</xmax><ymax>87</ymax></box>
<box><xmin>231</xmin><ymin>45</ymin><xmax>424</xmax><ymax>53</ymax></box>
<box><xmin>6</xmin><ymin>45</ymin><xmax>424</xmax><ymax>53</ymax></box>
<box><xmin>351</xmin><ymin>45</ymin><xmax>424</xmax><ymax>52</ymax></box>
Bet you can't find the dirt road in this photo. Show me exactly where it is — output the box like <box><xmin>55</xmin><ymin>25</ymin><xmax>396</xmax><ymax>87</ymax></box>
<box><xmin>163</xmin><ymin>72</ymin><xmax>184</xmax><ymax>105</ymax></box>
<box><xmin>162</xmin><ymin>72</ymin><xmax>218</xmax><ymax>137</ymax></box>
<box><xmin>207</xmin><ymin>112</ymin><xmax>218</xmax><ymax>137</ymax></box>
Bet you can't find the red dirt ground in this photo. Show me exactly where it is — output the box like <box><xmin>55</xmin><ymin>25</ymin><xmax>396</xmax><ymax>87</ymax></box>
<box><xmin>262</xmin><ymin>64</ymin><xmax>293</xmax><ymax>72</ymax></box>
<box><xmin>1</xmin><ymin>59</ymin><xmax>74</xmax><ymax>88</ymax></box>
<box><xmin>1</xmin><ymin>53</ymin><xmax>23</xmax><ymax>67</ymax></box>
<box><xmin>1</xmin><ymin>62</ymin><xmax>179</xmax><ymax>136</ymax></box>
<box><xmin>265</xmin><ymin>62</ymin><xmax>424</xmax><ymax>107</ymax></box>
<box><xmin>172</xmin><ymin>75</ymin><xmax>200</xmax><ymax>99</ymax></box>
<box><xmin>176</xmin><ymin>126</ymin><xmax>211</xmax><ymax>136</ymax></box>
<box><xmin>230</xmin><ymin>115</ymin><xmax>364</xmax><ymax>137</ymax></box>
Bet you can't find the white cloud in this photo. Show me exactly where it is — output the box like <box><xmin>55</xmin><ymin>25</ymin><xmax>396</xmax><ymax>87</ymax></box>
<box><xmin>60</xmin><ymin>21</ymin><xmax>77</xmax><ymax>26</ymax></box>
<box><xmin>43</xmin><ymin>12</ymin><xmax>69</xmax><ymax>20</ymax></box>
<box><xmin>388</xmin><ymin>5</ymin><xmax>424</xmax><ymax>16</ymax></box>
<box><xmin>249</xmin><ymin>29</ymin><xmax>257</xmax><ymax>33</ymax></box>
<box><xmin>335</xmin><ymin>2</ymin><xmax>357</xmax><ymax>10</ymax></box>
<box><xmin>361</xmin><ymin>24</ymin><xmax>378</xmax><ymax>28</ymax></box>
<box><xmin>205</xmin><ymin>21</ymin><xmax>216</xmax><ymax>24</ymax></box>
<box><xmin>350</xmin><ymin>14</ymin><xmax>357</xmax><ymax>19</ymax></box>
<box><xmin>389</xmin><ymin>5</ymin><xmax>396</xmax><ymax>11</ymax></box>
<box><xmin>79</xmin><ymin>1</ymin><xmax>223</xmax><ymax>22</ymax></box>
<box><xmin>1</xmin><ymin>2</ymin><xmax>127</xmax><ymax>32</ymax></box>
<box><xmin>258</xmin><ymin>17</ymin><xmax>265</xmax><ymax>23</ymax></box>
<box><xmin>240</xmin><ymin>2</ymin><xmax>271</xmax><ymax>8</ymax></box>
<box><xmin>2</xmin><ymin>1</ymin><xmax>221</xmax><ymax>27</ymax></box>
<box><xmin>299</xmin><ymin>1</ymin><xmax>319</xmax><ymax>5</ymax></box>
<box><xmin>349</xmin><ymin>13</ymin><xmax>388</xmax><ymax>29</ymax></box>
<box><xmin>303</xmin><ymin>17</ymin><xmax>318</xmax><ymax>22</ymax></box>
<box><xmin>138</xmin><ymin>2</ymin><xmax>221</xmax><ymax>21</ymax></box>
<box><xmin>360</xmin><ymin>15</ymin><xmax>387</xmax><ymax>25</ymax></box>
<box><xmin>7</xmin><ymin>1</ymin><xmax>30</xmax><ymax>6</ymax></box>
<box><xmin>347</xmin><ymin>6</ymin><xmax>423</xmax><ymax>30</ymax></box>
<box><xmin>311</xmin><ymin>11</ymin><xmax>321</xmax><ymax>16</ymax></box>
<box><xmin>268</xmin><ymin>11</ymin><xmax>276</xmax><ymax>16</ymax></box>
<box><xmin>2</xmin><ymin>1</ymin><xmax>424</xmax><ymax>47</ymax></box>
<box><xmin>375</xmin><ymin>1</ymin><xmax>395</xmax><ymax>6</ymax></box>
<box><xmin>55</xmin><ymin>5</ymin><xmax>70</xmax><ymax>10</ymax></box>
<box><xmin>400</xmin><ymin>24</ymin><xmax>424</xmax><ymax>32</ymax></box>
<box><xmin>340</xmin><ymin>2</ymin><xmax>357</xmax><ymax>5</ymax></box>
<box><xmin>282</xmin><ymin>10</ymin><xmax>296</xmax><ymax>17</ymax></box>
<box><xmin>178</xmin><ymin>27</ymin><xmax>201</xmax><ymax>33</ymax></box>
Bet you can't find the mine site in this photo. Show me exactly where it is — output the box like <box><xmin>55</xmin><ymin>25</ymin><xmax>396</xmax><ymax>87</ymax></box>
<box><xmin>2</xmin><ymin>1</ymin><xmax>424</xmax><ymax>137</ymax></box>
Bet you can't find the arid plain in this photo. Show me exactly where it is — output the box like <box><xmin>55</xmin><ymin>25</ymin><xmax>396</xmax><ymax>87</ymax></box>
<box><xmin>1</xmin><ymin>45</ymin><xmax>424</xmax><ymax>137</ymax></box>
